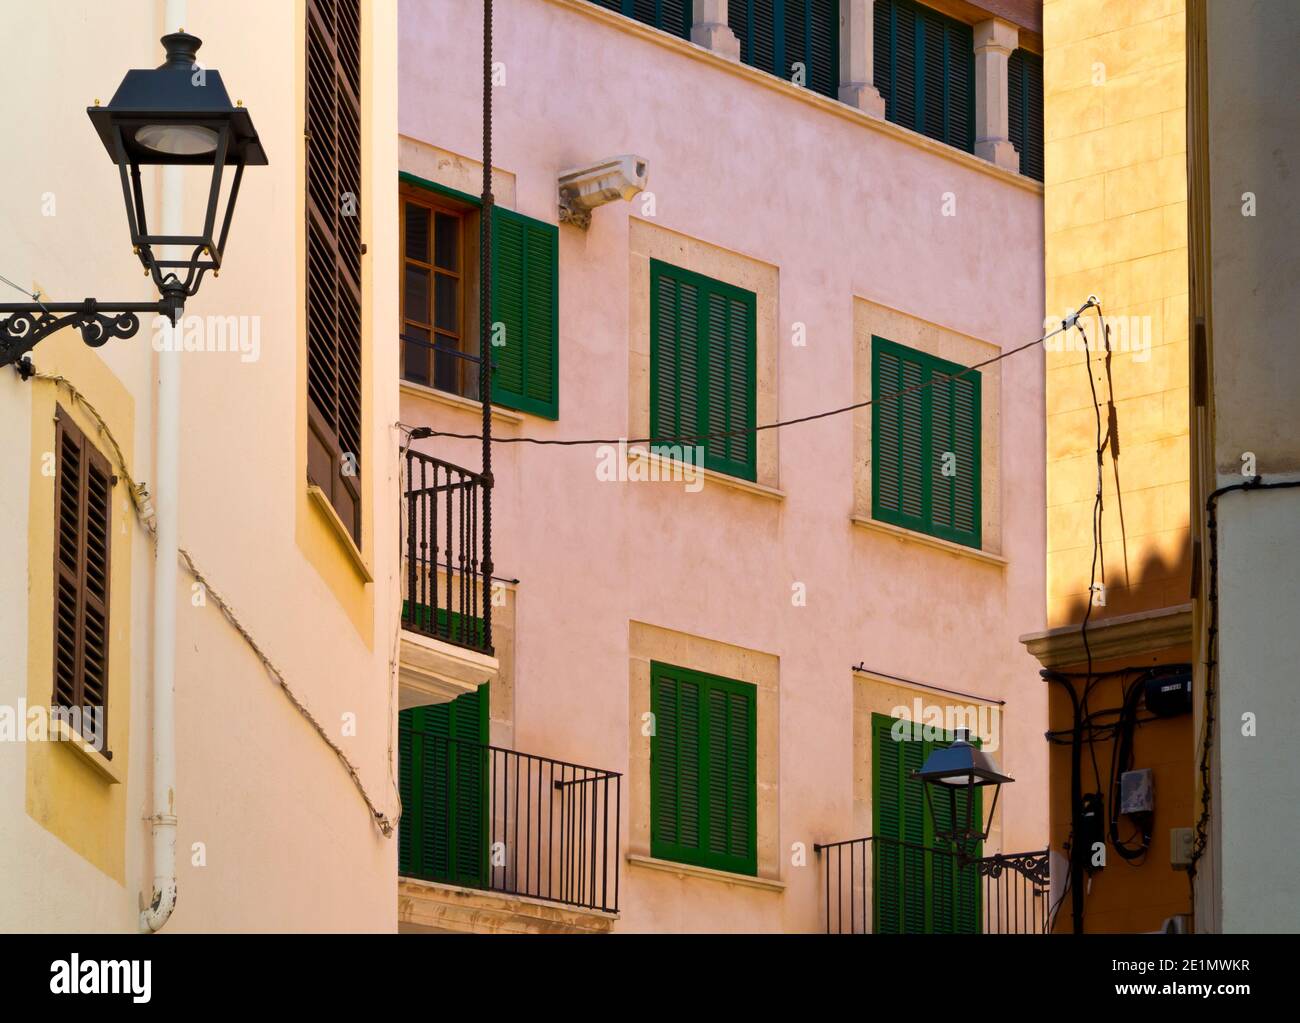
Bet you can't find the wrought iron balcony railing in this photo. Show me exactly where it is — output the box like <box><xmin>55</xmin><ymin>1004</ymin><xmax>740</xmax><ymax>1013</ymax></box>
<box><xmin>403</xmin><ymin>447</ymin><xmax>492</xmax><ymax>654</ymax></box>
<box><xmin>814</xmin><ymin>835</ymin><xmax>1051</xmax><ymax>934</ymax></box>
<box><xmin>399</xmin><ymin>736</ymin><xmax>622</xmax><ymax>914</ymax></box>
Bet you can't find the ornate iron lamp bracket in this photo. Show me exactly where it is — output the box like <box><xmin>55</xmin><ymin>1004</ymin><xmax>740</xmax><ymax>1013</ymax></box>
<box><xmin>972</xmin><ymin>849</ymin><xmax>1051</xmax><ymax>885</ymax></box>
<box><xmin>1</xmin><ymin>290</ymin><xmax>183</xmax><ymax>374</ymax></box>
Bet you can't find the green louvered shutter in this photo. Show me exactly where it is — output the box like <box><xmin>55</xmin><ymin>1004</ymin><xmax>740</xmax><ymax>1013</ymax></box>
<box><xmin>591</xmin><ymin>0</ymin><xmax>691</xmax><ymax>36</ymax></box>
<box><xmin>924</xmin><ymin>735</ymin><xmax>983</xmax><ymax>934</ymax></box>
<box><xmin>398</xmin><ymin>709</ymin><xmax>415</xmax><ymax>874</ymax></box>
<box><xmin>876</xmin><ymin>0</ymin><xmax>974</xmax><ymax>151</ymax></box>
<box><xmin>491</xmin><ymin>207</ymin><xmax>558</xmax><ymax>419</ymax></box>
<box><xmin>650</xmin><ymin>261</ymin><xmax>757</xmax><ymax>481</ymax></box>
<box><xmin>872</xmin><ymin>337</ymin><xmax>982</xmax><ymax>549</ymax></box>
<box><xmin>652</xmin><ymin>663</ymin><xmax>757</xmax><ymax>875</ymax></box>
<box><xmin>397</xmin><ymin>685</ymin><xmax>488</xmax><ymax>886</ymax></box>
<box><xmin>928</xmin><ymin>368</ymin><xmax>981</xmax><ymax>548</ymax></box>
<box><xmin>872</xmin><ymin>717</ymin><xmax>904</xmax><ymax>932</ymax></box>
<box><xmin>952</xmin><ymin>782</ymin><xmax>983</xmax><ymax>933</ymax></box>
<box><xmin>900</xmin><ymin>736</ymin><xmax>928</xmax><ymax>932</ymax></box>
<box><xmin>873</xmin><ymin>338</ymin><xmax>928</xmax><ymax>533</ymax></box>
<box><xmin>873</xmin><ymin>715</ymin><xmax>928</xmax><ymax>932</ymax></box>
<box><xmin>873</xmin><ymin>716</ymin><xmax>983</xmax><ymax>933</ymax></box>
<box><xmin>727</xmin><ymin>1</ymin><xmax>838</xmax><ymax>97</ymax></box>
<box><xmin>1008</xmin><ymin>47</ymin><xmax>1044</xmax><ymax>181</ymax></box>
<box><xmin>706</xmin><ymin>682</ymin><xmax>755</xmax><ymax>866</ymax></box>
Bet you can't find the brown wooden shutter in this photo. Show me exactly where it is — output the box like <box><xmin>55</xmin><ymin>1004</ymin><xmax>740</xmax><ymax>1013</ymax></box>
<box><xmin>53</xmin><ymin>406</ymin><xmax>112</xmax><ymax>750</ymax></box>
<box><xmin>305</xmin><ymin>0</ymin><xmax>363</xmax><ymax>542</ymax></box>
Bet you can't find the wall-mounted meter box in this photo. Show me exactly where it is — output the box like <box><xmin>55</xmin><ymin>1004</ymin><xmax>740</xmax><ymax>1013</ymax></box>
<box><xmin>1120</xmin><ymin>768</ymin><xmax>1155</xmax><ymax>814</ymax></box>
<box><xmin>1144</xmin><ymin>668</ymin><xmax>1192</xmax><ymax>716</ymax></box>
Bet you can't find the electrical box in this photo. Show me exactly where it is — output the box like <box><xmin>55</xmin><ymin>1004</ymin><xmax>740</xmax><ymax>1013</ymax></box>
<box><xmin>1170</xmin><ymin>826</ymin><xmax>1193</xmax><ymax>868</ymax></box>
<box><xmin>1144</xmin><ymin>668</ymin><xmax>1192</xmax><ymax>717</ymax></box>
<box><xmin>1120</xmin><ymin>768</ymin><xmax>1154</xmax><ymax>814</ymax></box>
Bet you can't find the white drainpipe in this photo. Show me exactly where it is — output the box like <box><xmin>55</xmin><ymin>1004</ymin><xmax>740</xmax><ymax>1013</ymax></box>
<box><xmin>140</xmin><ymin>0</ymin><xmax>186</xmax><ymax>934</ymax></box>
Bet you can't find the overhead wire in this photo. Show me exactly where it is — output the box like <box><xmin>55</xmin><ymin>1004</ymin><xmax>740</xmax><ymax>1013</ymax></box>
<box><xmin>409</xmin><ymin>299</ymin><xmax>1098</xmax><ymax>449</ymax></box>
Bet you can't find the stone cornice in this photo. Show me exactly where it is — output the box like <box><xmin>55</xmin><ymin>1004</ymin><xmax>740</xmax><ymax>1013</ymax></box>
<box><xmin>1019</xmin><ymin>604</ymin><xmax>1195</xmax><ymax>669</ymax></box>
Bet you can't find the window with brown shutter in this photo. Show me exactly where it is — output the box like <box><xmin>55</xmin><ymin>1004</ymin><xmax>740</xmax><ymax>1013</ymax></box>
<box><xmin>305</xmin><ymin>0</ymin><xmax>363</xmax><ymax>542</ymax></box>
<box><xmin>53</xmin><ymin>406</ymin><xmax>113</xmax><ymax>751</ymax></box>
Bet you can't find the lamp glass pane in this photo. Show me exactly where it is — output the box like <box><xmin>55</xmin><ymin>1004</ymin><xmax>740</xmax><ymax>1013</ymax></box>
<box><xmin>135</xmin><ymin>124</ymin><xmax>219</xmax><ymax>156</ymax></box>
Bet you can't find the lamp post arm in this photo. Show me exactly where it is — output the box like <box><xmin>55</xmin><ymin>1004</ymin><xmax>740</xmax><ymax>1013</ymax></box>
<box><xmin>0</xmin><ymin>294</ymin><xmax>183</xmax><ymax>372</ymax></box>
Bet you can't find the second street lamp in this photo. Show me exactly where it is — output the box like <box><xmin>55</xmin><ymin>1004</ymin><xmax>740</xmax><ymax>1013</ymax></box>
<box><xmin>912</xmin><ymin>727</ymin><xmax>1014</xmax><ymax>856</ymax></box>
<box><xmin>0</xmin><ymin>31</ymin><xmax>265</xmax><ymax>372</ymax></box>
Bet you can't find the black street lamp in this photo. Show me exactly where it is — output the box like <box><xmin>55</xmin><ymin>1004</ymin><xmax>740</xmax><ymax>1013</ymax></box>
<box><xmin>0</xmin><ymin>31</ymin><xmax>265</xmax><ymax>374</ymax></box>
<box><xmin>912</xmin><ymin>728</ymin><xmax>1013</xmax><ymax>855</ymax></box>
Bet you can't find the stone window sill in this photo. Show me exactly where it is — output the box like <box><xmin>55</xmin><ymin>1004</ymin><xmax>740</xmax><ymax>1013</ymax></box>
<box><xmin>851</xmin><ymin>514</ymin><xmax>1007</xmax><ymax>567</ymax></box>
<box><xmin>627</xmin><ymin>854</ymin><xmax>785</xmax><ymax>892</ymax></box>
<box><xmin>307</xmin><ymin>484</ymin><xmax>373</xmax><ymax>583</ymax></box>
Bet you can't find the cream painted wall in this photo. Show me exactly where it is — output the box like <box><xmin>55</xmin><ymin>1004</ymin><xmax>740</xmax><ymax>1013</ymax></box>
<box><xmin>398</xmin><ymin>0</ymin><xmax>1046</xmax><ymax>931</ymax></box>
<box><xmin>0</xmin><ymin>0</ymin><xmax>401</xmax><ymax>931</ymax></box>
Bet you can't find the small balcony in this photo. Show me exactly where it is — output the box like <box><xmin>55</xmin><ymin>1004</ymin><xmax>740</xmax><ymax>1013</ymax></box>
<box><xmin>399</xmin><ymin>447</ymin><xmax>497</xmax><ymax>707</ymax></box>
<box><xmin>397</xmin><ymin>737</ymin><xmax>622</xmax><ymax>933</ymax></box>
<box><xmin>814</xmin><ymin>835</ymin><xmax>1052</xmax><ymax>934</ymax></box>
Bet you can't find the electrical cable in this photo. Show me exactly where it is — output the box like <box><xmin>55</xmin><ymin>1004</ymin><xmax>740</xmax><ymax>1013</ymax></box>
<box><xmin>1106</xmin><ymin>669</ymin><xmax>1154</xmax><ymax>861</ymax></box>
<box><xmin>1189</xmin><ymin>477</ymin><xmax>1300</xmax><ymax>898</ymax></box>
<box><xmin>1076</xmin><ymin>312</ymin><xmax>1108</xmax><ymax>800</ymax></box>
<box><xmin>0</xmin><ymin>271</ymin><xmax>50</xmax><ymax>315</ymax></box>
<box><xmin>409</xmin><ymin>300</ymin><xmax>1097</xmax><ymax>449</ymax></box>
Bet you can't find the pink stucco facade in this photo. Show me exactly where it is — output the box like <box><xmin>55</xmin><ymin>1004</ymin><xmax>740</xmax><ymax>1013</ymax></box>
<box><xmin>398</xmin><ymin>0</ymin><xmax>1046</xmax><ymax>932</ymax></box>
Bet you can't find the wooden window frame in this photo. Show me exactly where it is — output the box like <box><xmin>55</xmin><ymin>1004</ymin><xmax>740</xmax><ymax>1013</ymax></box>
<box><xmin>400</xmin><ymin>181</ymin><xmax>473</xmax><ymax>397</ymax></box>
<box><xmin>305</xmin><ymin>0</ymin><xmax>364</xmax><ymax>544</ymax></box>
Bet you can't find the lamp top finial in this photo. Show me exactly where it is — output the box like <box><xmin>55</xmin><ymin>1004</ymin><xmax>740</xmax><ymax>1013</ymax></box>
<box><xmin>160</xmin><ymin>31</ymin><xmax>203</xmax><ymax>70</ymax></box>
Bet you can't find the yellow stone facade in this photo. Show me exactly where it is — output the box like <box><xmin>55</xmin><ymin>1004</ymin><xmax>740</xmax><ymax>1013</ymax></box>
<box><xmin>1043</xmin><ymin>0</ymin><xmax>1190</xmax><ymax>627</ymax></box>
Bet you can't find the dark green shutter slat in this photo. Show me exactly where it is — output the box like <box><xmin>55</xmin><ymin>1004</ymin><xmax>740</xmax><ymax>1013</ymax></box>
<box><xmin>594</xmin><ymin>0</ymin><xmax>691</xmax><ymax>37</ymax></box>
<box><xmin>808</xmin><ymin>0</ymin><xmax>837</xmax><ymax>97</ymax></box>
<box><xmin>651</xmin><ymin>663</ymin><xmax>756</xmax><ymax>875</ymax></box>
<box><xmin>650</xmin><ymin>260</ymin><xmax>756</xmax><ymax>481</ymax></box>
<box><xmin>706</xmin><ymin>688</ymin><xmax>729</xmax><ymax>857</ymax></box>
<box><xmin>901</xmin><ymin>737</ymin><xmax>927</xmax><ymax>933</ymax></box>
<box><xmin>1009</xmin><ymin>48</ymin><xmax>1044</xmax><ymax>181</ymax></box>
<box><xmin>873</xmin><ymin>337</ymin><xmax>981</xmax><ymax>549</ymax></box>
<box><xmin>876</xmin><ymin>0</ymin><xmax>973</xmax><ymax>151</ymax></box>
<box><xmin>491</xmin><ymin>207</ymin><xmax>558</xmax><ymax>419</ymax></box>
<box><xmin>398</xmin><ymin>710</ymin><xmax>415</xmax><ymax>874</ymax></box>
<box><xmin>652</xmin><ymin>675</ymin><xmax>680</xmax><ymax>846</ymax></box>
<box><xmin>873</xmin><ymin>718</ymin><xmax>903</xmax><ymax>932</ymax></box>
<box><xmin>955</xmin><ymin>782</ymin><xmax>983</xmax><ymax>932</ymax></box>
<box><xmin>873</xmin><ymin>714</ymin><xmax>983</xmax><ymax>933</ymax></box>
<box><xmin>726</xmin><ymin>1</ymin><xmax>836</xmax><ymax>97</ymax></box>
<box><xmin>522</xmin><ymin>220</ymin><xmax>557</xmax><ymax>406</ymax></box>
<box><xmin>491</xmin><ymin>212</ymin><xmax>525</xmax><ymax>399</ymax></box>
<box><xmin>398</xmin><ymin>685</ymin><xmax>488</xmax><ymax>887</ymax></box>
<box><xmin>931</xmin><ymin>372</ymin><xmax>953</xmax><ymax>530</ymax></box>
<box><xmin>900</xmin><ymin>357</ymin><xmax>925</xmax><ymax>522</ymax></box>
<box><xmin>678</xmin><ymin>678</ymin><xmax>702</xmax><ymax>849</ymax></box>
<box><xmin>950</xmin><ymin>374</ymin><xmax>979</xmax><ymax>542</ymax></box>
